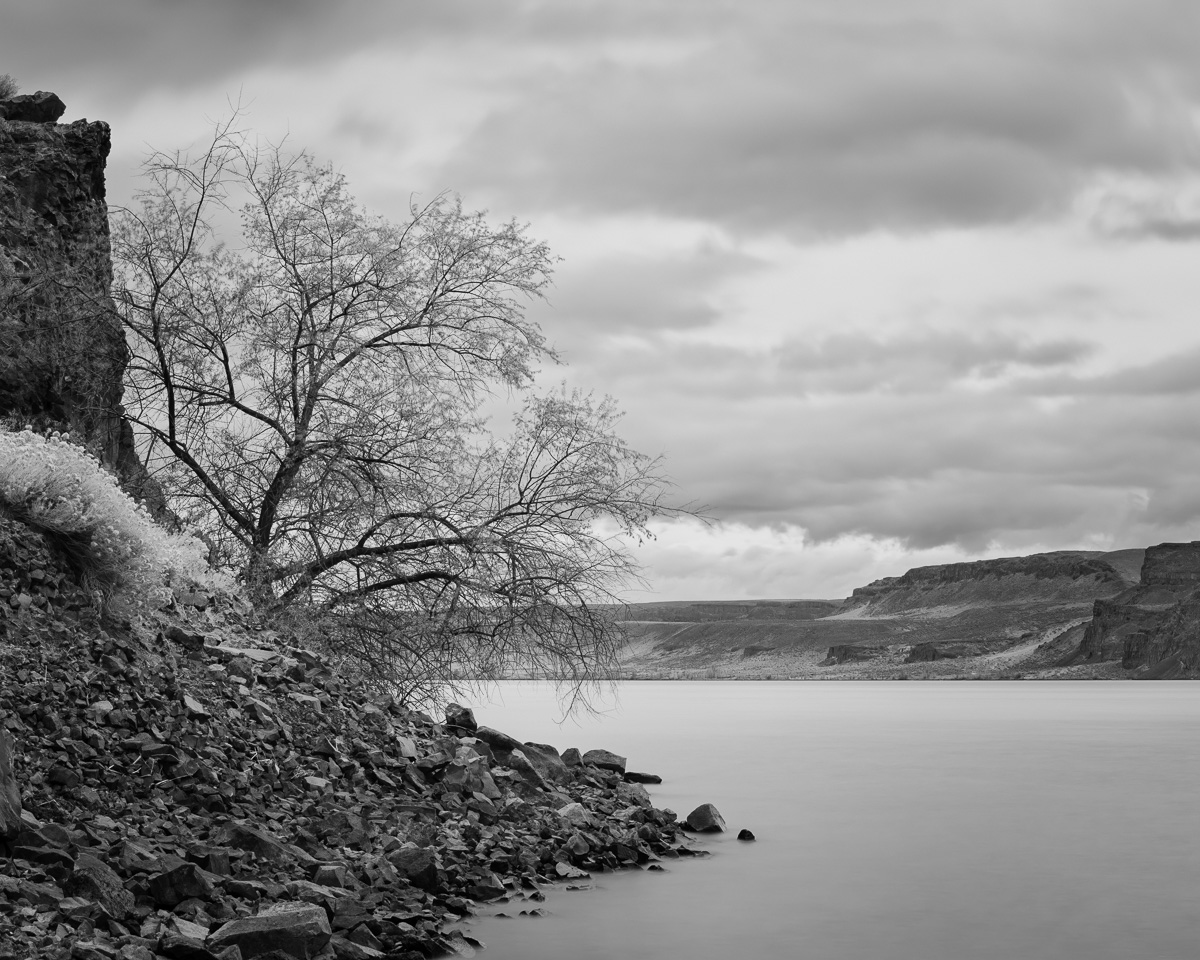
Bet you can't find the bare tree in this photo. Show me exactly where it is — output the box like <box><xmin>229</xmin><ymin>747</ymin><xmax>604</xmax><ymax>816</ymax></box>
<box><xmin>0</xmin><ymin>75</ymin><xmax>17</xmax><ymax>99</ymax></box>
<box><xmin>112</xmin><ymin>120</ymin><xmax>679</xmax><ymax>694</ymax></box>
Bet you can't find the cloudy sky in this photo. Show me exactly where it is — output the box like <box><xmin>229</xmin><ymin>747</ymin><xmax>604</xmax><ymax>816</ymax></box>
<box><xmin>6</xmin><ymin>0</ymin><xmax>1200</xmax><ymax>600</ymax></box>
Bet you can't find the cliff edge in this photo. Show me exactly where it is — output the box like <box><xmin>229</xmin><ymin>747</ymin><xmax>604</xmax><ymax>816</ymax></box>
<box><xmin>0</xmin><ymin>92</ymin><xmax>153</xmax><ymax>504</ymax></box>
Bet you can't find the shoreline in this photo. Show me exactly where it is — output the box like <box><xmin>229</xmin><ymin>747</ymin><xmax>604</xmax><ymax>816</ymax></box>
<box><xmin>0</xmin><ymin>593</ymin><xmax>715</xmax><ymax>960</ymax></box>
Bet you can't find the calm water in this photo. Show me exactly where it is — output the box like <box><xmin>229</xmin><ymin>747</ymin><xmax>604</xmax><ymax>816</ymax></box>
<box><xmin>463</xmin><ymin>681</ymin><xmax>1200</xmax><ymax>960</ymax></box>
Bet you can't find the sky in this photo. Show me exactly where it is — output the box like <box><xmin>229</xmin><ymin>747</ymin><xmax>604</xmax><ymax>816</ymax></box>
<box><xmin>5</xmin><ymin>0</ymin><xmax>1200</xmax><ymax>601</ymax></box>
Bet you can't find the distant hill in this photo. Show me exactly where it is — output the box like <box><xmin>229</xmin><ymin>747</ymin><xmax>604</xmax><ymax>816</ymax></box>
<box><xmin>617</xmin><ymin>547</ymin><xmax>1150</xmax><ymax>680</ymax></box>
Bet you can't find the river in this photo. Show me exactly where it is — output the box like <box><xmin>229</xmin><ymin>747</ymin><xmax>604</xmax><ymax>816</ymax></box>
<box><xmin>460</xmin><ymin>680</ymin><xmax>1200</xmax><ymax>960</ymax></box>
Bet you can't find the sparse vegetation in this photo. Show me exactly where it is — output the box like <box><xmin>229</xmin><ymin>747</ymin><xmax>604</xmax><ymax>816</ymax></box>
<box><xmin>0</xmin><ymin>426</ymin><xmax>227</xmax><ymax>610</ymax></box>
<box><xmin>0</xmin><ymin>74</ymin><xmax>17</xmax><ymax>99</ymax></box>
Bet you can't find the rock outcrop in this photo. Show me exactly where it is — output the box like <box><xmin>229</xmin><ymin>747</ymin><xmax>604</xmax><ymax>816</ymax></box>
<box><xmin>1073</xmin><ymin>542</ymin><xmax>1200</xmax><ymax>669</ymax></box>
<box><xmin>848</xmin><ymin>551</ymin><xmax>1133</xmax><ymax>613</ymax></box>
<box><xmin>0</xmin><ymin>93</ymin><xmax>159</xmax><ymax>507</ymax></box>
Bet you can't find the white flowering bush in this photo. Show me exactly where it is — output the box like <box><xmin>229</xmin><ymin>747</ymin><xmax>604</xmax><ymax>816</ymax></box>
<box><xmin>0</xmin><ymin>426</ymin><xmax>227</xmax><ymax>605</ymax></box>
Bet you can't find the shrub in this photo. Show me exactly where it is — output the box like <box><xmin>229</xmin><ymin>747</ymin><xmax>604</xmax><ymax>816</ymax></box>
<box><xmin>0</xmin><ymin>75</ymin><xmax>17</xmax><ymax>100</ymax></box>
<box><xmin>0</xmin><ymin>427</ymin><xmax>226</xmax><ymax>607</ymax></box>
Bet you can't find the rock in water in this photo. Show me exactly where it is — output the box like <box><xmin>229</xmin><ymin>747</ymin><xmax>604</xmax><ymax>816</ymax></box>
<box><xmin>206</xmin><ymin>901</ymin><xmax>332</xmax><ymax>959</ymax></box>
<box><xmin>582</xmin><ymin>749</ymin><xmax>627</xmax><ymax>774</ymax></box>
<box><xmin>685</xmin><ymin>803</ymin><xmax>726</xmax><ymax>832</ymax></box>
<box><xmin>737</xmin><ymin>828</ymin><xmax>756</xmax><ymax>841</ymax></box>
<box><xmin>0</xmin><ymin>730</ymin><xmax>21</xmax><ymax>841</ymax></box>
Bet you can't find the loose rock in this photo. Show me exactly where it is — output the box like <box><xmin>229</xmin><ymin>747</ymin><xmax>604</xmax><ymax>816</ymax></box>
<box><xmin>685</xmin><ymin>803</ymin><xmax>727</xmax><ymax>832</ymax></box>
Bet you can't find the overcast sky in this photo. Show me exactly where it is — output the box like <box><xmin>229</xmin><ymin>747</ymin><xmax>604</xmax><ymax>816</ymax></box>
<box><xmin>6</xmin><ymin>0</ymin><xmax>1200</xmax><ymax>600</ymax></box>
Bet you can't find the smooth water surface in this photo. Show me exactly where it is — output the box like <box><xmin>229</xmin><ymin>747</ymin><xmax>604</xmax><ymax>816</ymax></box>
<box><xmin>463</xmin><ymin>681</ymin><xmax>1200</xmax><ymax>960</ymax></box>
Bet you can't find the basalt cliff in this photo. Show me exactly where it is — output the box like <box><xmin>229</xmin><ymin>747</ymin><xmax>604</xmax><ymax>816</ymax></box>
<box><xmin>1069</xmin><ymin>541</ymin><xmax>1200</xmax><ymax>678</ymax></box>
<box><xmin>0</xmin><ymin>91</ymin><xmax>153</xmax><ymax>503</ymax></box>
<box><xmin>616</xmin><ymin>544</ymin><xmax>1200</xmax><ymax>680</ymax></box>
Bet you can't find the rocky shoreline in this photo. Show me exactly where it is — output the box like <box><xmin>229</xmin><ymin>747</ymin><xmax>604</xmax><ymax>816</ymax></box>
<box><xmin>0</xmin><ymin>520</ymin><xmax>723</xmax><ymax>960</ymax></box>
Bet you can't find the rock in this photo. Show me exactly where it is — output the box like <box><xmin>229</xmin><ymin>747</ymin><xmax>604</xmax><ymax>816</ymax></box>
<box><xmin>518</xmin><ymin>742</ymin><xmax>570</xmax><ymax>783</ymax></box>
<box><xmin>329</xmin><ymin>935</ymin><xmax>384</xmax><ymax>960</ymax></box>
<box><xmin>166</xmin><ymin>626</ymin><xmax>209</xmax><ymax>652</ymax></box>
<box><xmin>582</xmin><ymin>749</ymin><xmax>626</xmax><ymax>774</ymax></box>
<box><xmin>0</xmin><ymin>729</ymin><xmax>22</xmax><ymax>840</ymax></box>
<box><xmin>158</xmin><ymin>931</ymin><xmax>220</xmax><ymax>959</ymax></box>
<box><xmin>442</xmin><ymin>756</ymin><xmax>489</xmax><ymax>795</ymax></box>
<box><xmin>444</xmin><ymin>703</ymin><xmax>477</xmax><ymax>735</ymax></box>
<box><xmin>685</xmin><ymin>803</ymin><xmax>726</xmax><ymax>832</ymax></box>
<box><xmin>0</xmin><ymin>91</ymin><xmax>66</xmax><ymax>122</ymax></box>
<box><xmin>65</xmin><ymin>853</ymin><xmax>135</xmax><ymax>919</ymax></box>
<box><xmin>206</xmin><ymin>902</ymin><xmax>331</xmax><ymax>959</ymax></box>
<box><xmin>560</xmin><ymin>747</ymin><xmax>583</xmax><ymax>767</ymax></box>
<box><xmin>506</xmin><ymin>749</ymin><xmax>546</xmax><ymax>788</ymax></box>
<box><xmin>556</xmin><ymin>802</ymin><xmax>593</xmax><ymax>827</ymax></box>
<box><xmin>187</xmin><ymin>844</ymin><xmax>232</xmax><ymax>876</ymax></box>
<box><xmin>312</xmin><ymin>864</ymin><xmax>347</xmax><ymax>888</ymax></box>
<box><xmin>624</xmin><ymin>770</ymin><xmax>662</xmax><ymax>784</ymax></box>
<box><xmin>565</xmin><ymin>833</ymin><xmax>590</xmax><ymax>857</ymax></box>
<box><xmin>737</xmin><ymin>828</ymin><xmax>756</xmax><ymax>841</ymax></box>
<box><xmin>148</xmin><ymin>862</ymin><xmax>216</xmax><ymax>907</ymax></box>
<box><xmin>473</xmin><ymin>726</ymin><xmax>523</xmax><ymax>753</ymax></box>
<box><xmin>387</xmin><ymin>846</ymin><xmax>440</xmax><ymax>891</ymax></box>
<box><xmin>215</xmin><ymin>821</ymin><xmax>293</xmax><ymax>863</ymax></box>
<box><xmin>465</xmin><ymin>870</ymin><xmax>506</xmax><ymax>901</ymax></box>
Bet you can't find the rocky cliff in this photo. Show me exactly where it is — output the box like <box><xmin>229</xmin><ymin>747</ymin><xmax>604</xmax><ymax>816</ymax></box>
<box><xmin>0</xmin><ymin>92</ymin><xmax>148</xmax><ymax>496</ymax></box>
<box><xmin>1073</xmin><ymin>542</ymin><xmax>1200</xmax><ymax>670</ymax></box>
<box><xmin>846</xmin><ymin>550</ymin><xmax>1133</xmax><ymax>614</ymax></box>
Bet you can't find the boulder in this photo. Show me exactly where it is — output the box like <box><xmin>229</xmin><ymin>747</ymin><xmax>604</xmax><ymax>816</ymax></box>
<box><xmin>148</xmin><ymin>862</ymin><xmax>216</xmax><ymax>907</ymax></box>
<box><xmin>582</xmin><ymin>749</ymin><xmax>626</xmax><ymax>774</ymax></box>
<box><xmin>444</xmin><ymin>703</ymin><xmax>477</xmax><ymax>735</ymax></box>
<box><xmin>0</xmin><ymin>91</ymin><xmax>66</xmax><ymax>123</ymax></box>
<box><xmin>207</xmin><ymin>902</ymin><xmax>331</xmax><ymax>959</ymax></box>
<box><xmin>386</xmin><ymin>846</ymin><xmax>440</xmax><ymax>892</ymax></box>
<box><xmin>65</xmin><ymin>853</ymin><xmax>135</xmax><ymax>919</ymax></box>
<box><xmin>216</xmin><ymin>821</ymin><xmax>293</xmax><ymax>863</ymax></box>
<box><xmin>473</xmin><ymin>726</ymin><xmax>523</xmax><ymax>753</ymax></box>
<box><xmin>685</xmin><ymin>803</ymin><xmax>726</xmax><ymax>832</ymax></box>
<box><xmin>0</xmin><ymin>729</ymin><xmax>21</xmax><ymax>841</ymax></box>
<box><xmin>505</xmin><ymin>749</ymin><xmax>546</xmax><ymax>788</ymax></box>
<box><xmin>556</xmin><ymin>802</ymin><xmax>593</xmax><ymax>827</ymax></box>
<box><xmin>560</xmin><ymin>747</ymin><xmax>583</xmax><ymax>767</ymax></box>
<box><xmin>441</xmin><ymin>756</ymin><xmax>489</xmax><ymax>795</ymax></box>
<box><xmin>519</xmin><ymin>742</ymin><xmax>570</xmax><ymax>783</ymax></box>
<box><xmin>737</xmin><ymin>828</ymin><xmax>756</xmax><ymax>841</ymax></box>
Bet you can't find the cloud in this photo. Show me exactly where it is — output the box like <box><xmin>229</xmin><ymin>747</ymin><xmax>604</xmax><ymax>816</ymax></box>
<box><xmin>1083</xmin><ymin>174</ymin><xmax>1200</xmax><ymax>242</ymax></box>
<box><xmin>1014</xmin><ymin>345</ymin><xmax>1200</xmax><ymax>396</ymax></box>
<box><xmin>558</xmin><ymin>328</ymin><xmax>1200</xmax><ymax>560</ymax></box>
<box><xmin>526</xmin><ymin>244</ymin><xmax>767</xmax><ymax>359</ymax></box>
<box><xmin>437</xmin><ymin>0</ymin><xmax>1200</xmax><ymax>233</ymax></box>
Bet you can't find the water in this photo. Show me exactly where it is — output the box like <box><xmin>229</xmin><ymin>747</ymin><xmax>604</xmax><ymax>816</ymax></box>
<box><xmin>464</xmin><ymin>681</ymin><xmax>1200</xmax><ymax>960</ymax></box>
